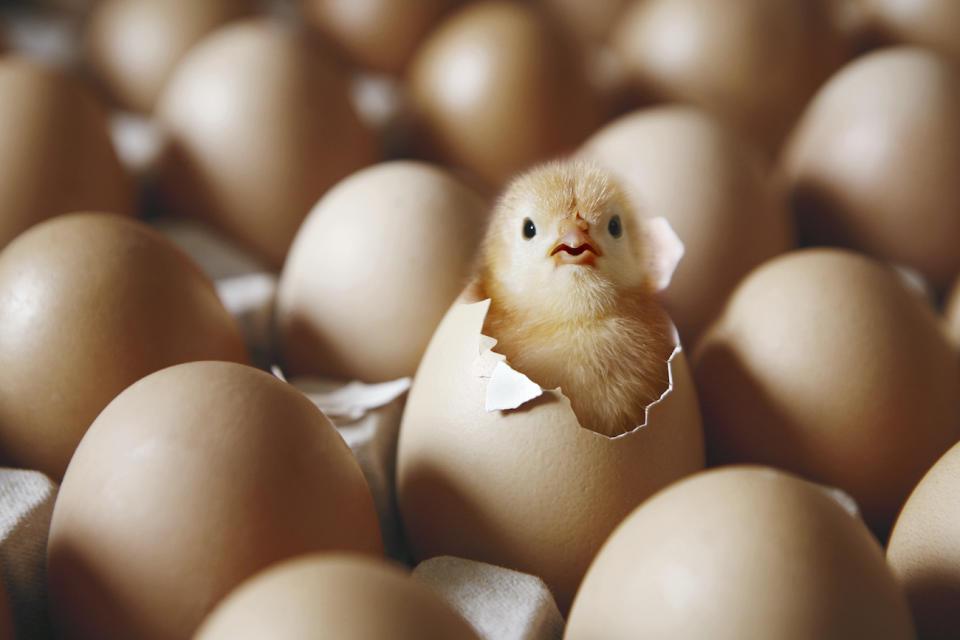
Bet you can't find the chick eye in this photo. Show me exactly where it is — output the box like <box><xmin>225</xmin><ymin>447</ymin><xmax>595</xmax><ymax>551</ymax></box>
<box><xmin>522</xmin><ymin>218</ymin><xmax>536</xmax><ymax>239</ymax></box>
<box><xmin>608</xmin><ymin>214</ymin><xmax>622</xmax><ymax>238</ymax></box>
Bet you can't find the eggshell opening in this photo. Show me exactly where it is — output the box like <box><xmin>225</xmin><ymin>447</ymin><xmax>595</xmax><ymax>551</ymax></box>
<box><xmin>396</xmin><ymin>295</ymin><xmax>704</xmax><ymax>611</ymax></box>
<box><xmin>478</xmin><ymin>297</ymin><xmax>684</xmax><ymax>439</ymax></box>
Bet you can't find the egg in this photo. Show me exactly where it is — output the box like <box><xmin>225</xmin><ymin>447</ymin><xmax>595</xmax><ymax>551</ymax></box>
<box><xmin>84</xmin><ymin>0</ymin><xmax>249</xmax><ymax>113</ymax></box>
<box><xmin>537</xmin><ymin>0</ymin><xmax>629</xmax><ymax>43</ymax></box>
<box><xmin>0</xmin><ymin>57</ymin><xmax>133</xmax><ymax>250</ymax></box>
<box><xmin>47</xmin><ymin>361</ymin><xmax>383</xmax><ymax>640</ymax></box>
<box><xmin>0</xmin><ymin>212</ymin><xmax>247</xmax><ymax>480</ymax></box>
<box><xmin>301</xmin><ymin>0</ymin><xmax>455</xmax><ymax>74</ymax></box>
<box><xmin>195</xmin><ymin>553</ymin><xmax>479</xmax><ymax>639</ymax></box>
<box><xmin>407</xmin><ymin>1</ymin><xmax>604</xmax><ymax>188</ymax></box>
<box><xmin>156</xmin><ymin>19</ymin><xmax>377</xmax><ymax>268</ymax></box>
<box><xmin>858</xmin><ymin>0</ymin><xmax>960</xmax><ymax>65</ymax></box>
<box><xmin>781</xmin><ymin>47</ymin><xmax>960</xmax><ymax>292</ymax></box>
<box><xmin>275</xmin><ymin>161</ymin><xmax>489</xmax><ymax>382</ymax></box>
<box><xmin>610</xmin><ymin>0</ymin><xmax>849</xmax><ymax>155</ymax></box>
<box><xmin>887</xmin><ymin>440</ymin><xmax>960</xmax><ymax>639</ymax></box>
<box><xmin>942</xmin><ymin>274</ymin><xmax>960</xmax><ymax>349</ymax></box>
<box><xmin>396</xmin><ymin>297</ymin><xmax>704</xmax><ymax>612</ymax></box>
<box><xmin>693</xmin><ymin>248</ymin><xmax>960</xmax><ymax>533</ymax></box>
<box><xmin>566</xmin><ymin>466</ymin><xmax>915</xmax><ymax>639</ymax></box>
<box><xmin>579</xmin><ymin>106</ymin><xmax>795</xmax><ymax>344</ymax></box>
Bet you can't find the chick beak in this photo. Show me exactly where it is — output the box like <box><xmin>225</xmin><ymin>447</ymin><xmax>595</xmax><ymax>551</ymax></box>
<box><xmin>550</xmin><ymin>219</ymin><xmax>601</xmax><ymax>266</ymax></box>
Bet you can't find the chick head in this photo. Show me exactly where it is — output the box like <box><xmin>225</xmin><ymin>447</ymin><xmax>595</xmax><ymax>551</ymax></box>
<box><xmin>481</xmin><ymin>159</ymin><xmax>650</xmax><ymax>318</ymax></box>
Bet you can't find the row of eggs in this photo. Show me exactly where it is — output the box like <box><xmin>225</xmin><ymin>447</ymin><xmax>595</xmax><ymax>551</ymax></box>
<box><xmin>1</xmin><ymin>0</ymin><xmax>960</xmax><ymax>638</ymax></box>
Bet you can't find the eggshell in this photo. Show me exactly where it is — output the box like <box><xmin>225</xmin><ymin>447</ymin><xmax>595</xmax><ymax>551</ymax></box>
<box><xmin>942</xmin><ymin>274</ymin><xmax>960</xmax><ymax>348</ymax></box>
<box><xmin>396</xmin><ymin>298</ymin><xmax>704</xmax><ymax>612</ymax></box>
<box><xmin>156</xmin><ymin>19</ymin><xmax>377</xmax><ymax>268</ymax></box>
<box><xmin>579</xmin><ymin>106</ymin><xmax>794</xmax><ymax>344</ymax></box>
<box><xmin>537</xmin><ymin>0</ymin><xmax>629</xmax><ymax>43</ymax></box>
<box><xmin>693</xmin><ymin>248</ymin><xmax>960</xmax><ymax>533</ymax></box>
<box><xmin>887</xmin><ymin>440</ymin><xmax>960</xmax><ymax>639</ymax></box>
<box><xmin>858</xmin><ymin>0</ymin><xmax>960</xmax><ymax>65</ymax></box>
<box><xmin>0</xmin><ymin>57</ymin><xmax>133</xmax><ymax>250</ymax></box>
<box><xmin>84</xmin><ymin>0</ymin><xmax>249</xmax><ymax>113</ymax></box>
<box><xmin>610</xmin><ymin>0</ymin><xmax>849</xmax><ymax>154</ymax></box>
<box><xmin>781</xmin><ymin>47</ymin><xmax>960</xmax><ymax>292</ymax></box>
<box><xmin>566</xmin><ymin>466</ymin><xmax>916</xmax><ymax>639</ymax></box>
<box><xmin>195</xmin><ymin>553</ymin><xmax>479</xmax><ymax>640</ymax></box>
<box><xmin>407</xmin><ymin>1</ymin><xmax>604</xmax><ymax>188</ymax></box>
<box><xmin>275</xmin><ymin>161</ymin><xmax>489</xmax><ymax>382</ymax></box>
<box><xmin>47</xmin><ymin>361</ymin><xmax>383</xmax><ymax>640</ymax></box>
<box><xmin>302</xmin><ymin>0</ymin><xmax>455</xmax><ymax>74</ymax></box>
<box><xmin>0</xmin><ymin>212</ymin><xmax>248</xmax><ymax>480</ymax></box>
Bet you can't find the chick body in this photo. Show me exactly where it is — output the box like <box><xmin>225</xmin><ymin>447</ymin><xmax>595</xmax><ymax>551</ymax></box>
<box><xmin>476</xmin><ymin>160</ymin><xmax>674</xmax><ymax>437</ymax></box>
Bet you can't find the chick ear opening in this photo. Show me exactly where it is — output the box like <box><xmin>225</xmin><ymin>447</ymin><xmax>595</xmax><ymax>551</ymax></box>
<box><xmin>639</xmin><ymin>217</ymin><xmax>684</xmax><ymax>292</ymax></box>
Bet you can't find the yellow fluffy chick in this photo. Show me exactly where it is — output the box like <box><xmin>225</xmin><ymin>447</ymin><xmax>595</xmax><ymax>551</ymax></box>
<box><xmin>474</xmin><ymin>160</ymin><xmax>675</xmax><ymax>437</ymax></box>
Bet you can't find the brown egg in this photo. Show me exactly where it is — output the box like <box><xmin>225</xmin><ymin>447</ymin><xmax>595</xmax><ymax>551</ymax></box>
<box><xmin>156</xmin><ymin>19</ymin><xmax>377</xmax><ymax>268</ymax></box>
<box><xmin>196</xmin><ymin>553</ymin><xmax>479</xmax><ymax>640</ymax></box>
<box><xmin>942</xmin><ymin>274</ymin><xmax>960</xmax><ymax>348</ymax></box>
<box><xmin>610</xmin><ymin>0</ymin><xmax>849</xmax><ymax>155</ymax></box>
<box><xmin>781</xmin><ymin>47</ymin><xmax>960</xmax><ymax>292</ymax></box>
<box><xmin>275</xmin><ymin>161</ymin><xmax>489</xmax><ymax>382</ymax></box>
<box><xmin>887</xmin><ymin>440</ymin><xmax>960</xmax><ymax>640</ymax></box>
<box><xmin>0</xmin><ymin>213</ymin><xmax>247</xmax><ymax>480</ymax></box>
<box><xmin>859</xmin><ymin>0</ymin><xmax>960</xmax><ymax>65</ymax></box>
<box><xmin>693</xmin><ymin>248</ymin><xmax>960</xmax><ymax>533</ymax></box>
<box><xmin>302</xmin><ymin>0</ymin><xmax>455</xmax><ymax>74</ymax></box>
<box><xmin>537</xmin><ymin>0</ymin><xmax>629</xmax><ymax>43</ymax></box>
<box><xmin>47</xmin><ymin>361</ymin><xmax>383</xmax><ymax>640</ymax></box>
<box><xmin>566</xmin><ymin>466</ymin><xmax>916</xmax><ymax>639</ymax></box>
<box><xmin>0</xmin><ymin>57</ymin><xmax>133</xmax><ymax>250</ymax></box>
<box><xmin>84</xmin><ymin>0</ymin><xmax>249</xmax><ymax>113</ymax></box>
<box><xmin>397</xmin><ymin>298</ymin><xmax>704</xmax><ymax>612</ymax></box>
<box><xmin>579</xmin><ymin>106</ymin><xmax>795</xmax><ymax>344</ymax></box>
<box><xmin>407</xmin><ymin>1</ymin><xmax>604</xmax><ymax>188</ymax></box>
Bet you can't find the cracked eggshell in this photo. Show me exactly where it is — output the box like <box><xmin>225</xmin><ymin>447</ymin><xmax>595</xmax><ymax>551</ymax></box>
<box><xmin>396</xmin><ymin>298</ymin><xmax>704</xmax><ymax>612</ymax></box>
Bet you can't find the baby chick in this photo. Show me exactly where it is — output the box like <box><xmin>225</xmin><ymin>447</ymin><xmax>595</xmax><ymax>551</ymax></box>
<box><xmin>474</xmin><ymin>160</ymin><xmax>675</xmax><ymax>437</ymax></box>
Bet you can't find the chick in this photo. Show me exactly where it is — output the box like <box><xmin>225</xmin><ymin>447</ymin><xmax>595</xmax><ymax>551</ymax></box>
<box><xmin>474</xmin><ymin>160</ymin><xmax>675</xmax><ymax>437</ymax></box>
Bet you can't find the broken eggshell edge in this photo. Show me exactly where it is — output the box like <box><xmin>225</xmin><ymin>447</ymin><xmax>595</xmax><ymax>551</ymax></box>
<box><xmin>396</xmin><ymin>295</ymin><xmax>705</xmax><ymax>613</ymax></box>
